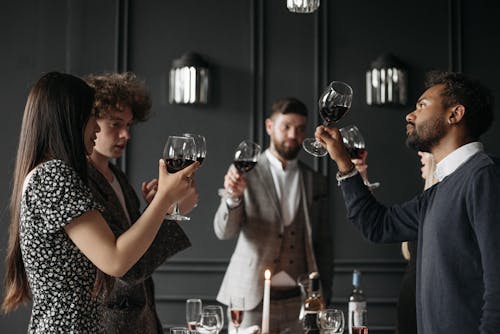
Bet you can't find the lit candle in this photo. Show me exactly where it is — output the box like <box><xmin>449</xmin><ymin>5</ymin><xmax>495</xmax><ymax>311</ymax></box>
<box><xmin>262</xmin><ymin>269</ymin><xmax>271</xmax><ymax>334</ymax></box>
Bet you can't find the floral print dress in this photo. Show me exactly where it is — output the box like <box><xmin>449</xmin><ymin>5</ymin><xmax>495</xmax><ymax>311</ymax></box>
<box><xmin>20</xmin><ymin>160</ymin><xmax>103</xmax><ymax>333</ymax></box>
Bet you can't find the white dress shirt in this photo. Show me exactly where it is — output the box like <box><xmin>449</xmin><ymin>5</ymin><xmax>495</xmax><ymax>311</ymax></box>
<box><xmin>434</xmin><ymin>142</ymin><xmax>484</xmax><ymax>181</ymax></box>
<box><xmin>265</xmin><ymin>149</ymin><xmax>300</xmax><ymax>227</ymax></box>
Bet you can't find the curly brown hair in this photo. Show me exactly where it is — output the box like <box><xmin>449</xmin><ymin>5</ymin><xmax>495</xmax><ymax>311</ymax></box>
<box><xmin>84</xmin><ymin>72</ymin><xmax>151</xmax><ymax>122</ymax></box>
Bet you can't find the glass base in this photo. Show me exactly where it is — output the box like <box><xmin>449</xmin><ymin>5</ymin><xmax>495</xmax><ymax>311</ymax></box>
<box><xmin>165</xmin><ymin>213</ymin><xmax>191</xmax><ymax>221</ymax></box>
<box><xmin>302</xmin><ymin>138</ymin><xmax>328</xmax><ymax>157</ymax></box>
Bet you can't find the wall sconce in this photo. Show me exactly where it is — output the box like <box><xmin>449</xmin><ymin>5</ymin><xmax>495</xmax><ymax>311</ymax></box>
<box><xmin>366</xmin><ymin>53</ymin><xmax>407</xmax><ymax>106</ymax></box>
<box><xmin>169</xmin><ymin>52</ymin><xmax>209</xmax><ymax>105</ymax></box>
<box><xmin>287</xmin><ymin>0</ymin><xmax>320</xmax><ymax>13</ymax></box>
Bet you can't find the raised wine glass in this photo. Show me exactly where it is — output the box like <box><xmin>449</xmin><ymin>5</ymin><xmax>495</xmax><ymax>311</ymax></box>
<box><xmin>183</xmin><ymin>133</ymin><xmax>207</xmax><ymax>165</ymax></box>
<box><xmin>303</xmin><ymin>81</ymin><xmax>353</xmax><ymax>157</ymax></box>
<box><xmin>186</xmin><ymin>298</ymin><xmax>202</xmax><ymax>331</ymax></box>
<box><xmin>218</xmin><ymin>140</ymin><xmax>261</xmax><ymax>199</ymax></box>
<box><xmin>163</xmin><ymin>135</ymin><xmax>196</xmax><ymax>221</ymax></box>
<box><xmin>203</xmin><ymin>305</ymin><xmax>224</xmax><ymax>334</ymax></box>
<box><xmin>317</xmin><ymin>309</ymin><xmax>345</xmax><ymax>333</ymax></box>
<box><xmin>229</xmin><ymin>296</ymin><xmax>245</xmax><ymax>334</ymax></box>
<box><xmin>339</xmin><ymin>125</ymin><xmax>380</xmax><ymax>190</ymax></box>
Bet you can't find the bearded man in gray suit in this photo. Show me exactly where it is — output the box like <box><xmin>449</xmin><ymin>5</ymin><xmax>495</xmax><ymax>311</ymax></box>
<box><xmin>214</xmin><ymin>97</ymin><xmax>332</xmax><ymax>334</ymax></box>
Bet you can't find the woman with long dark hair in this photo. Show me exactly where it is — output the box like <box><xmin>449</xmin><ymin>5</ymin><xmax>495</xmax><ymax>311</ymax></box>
<box><xmin>2</xmin><ymin>72</ymin><xmax>198</xmax><ymax>333</ymax></box>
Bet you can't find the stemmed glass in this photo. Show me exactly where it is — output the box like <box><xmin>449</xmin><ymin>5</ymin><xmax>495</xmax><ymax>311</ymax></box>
<box><xmin>339</xmin><ymin>125</ymin><xmax>380</xmax><ymax>190</ymax></box>
<box><xmin>317</xmin><ymin>309</ymin><xmax>345</xmax><ymax>334</ymax></box>
<box><xmin>218</xmin><ymin>140</ymin><xmax>261</xmax><ymax>199</ymax></box>
<box><xmin>203</xmin><ymin>305</ymin><xmax>224</xmax><ymax>334</ymax></box>
<box><xmin>303</xmin><ymin>81</ymin><xmax>353</xmax><ymax>157</ymax></box>
<box><xmin>163</xmin><ymin>136</ymin><xmax>196</xmax><ymax>221</ymax></box>
<box><xmin>183</xmin><ymin>133</ymin><xmax>207</xmax><ymax>165</ymax></box>
<box><xmin>229</xmin><ymin>296</ymin><xmax>245</xmax><ymax>334</ymax></box>
<box><xmin>197</xmin><ymin>312</ymin><xmax>219</xmax><ymax>334</ymax></box>
<box><xmin>186</xmin><ymin>298</ymin><xmax>202</xmax><ymax>331</ymax></box>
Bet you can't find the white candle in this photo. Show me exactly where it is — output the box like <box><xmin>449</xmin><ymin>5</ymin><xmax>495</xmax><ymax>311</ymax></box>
<box><xmin>262</xmin><ymin>269</ymin><xmax>271</xmax><ymax>333</ymax></box>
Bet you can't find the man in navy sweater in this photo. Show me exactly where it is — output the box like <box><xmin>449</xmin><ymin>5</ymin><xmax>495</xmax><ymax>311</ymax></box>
<box><xmin>315</xmin><ymin>71</ymin><xmax>500</xmax><ymax>333</ymax></box>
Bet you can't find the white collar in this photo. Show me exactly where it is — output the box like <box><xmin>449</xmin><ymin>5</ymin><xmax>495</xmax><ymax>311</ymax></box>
<box><xmin>434</xmin><ymin>142</ymin><xmax>484</xmax><ymax>181</ymax></box>
<box><xmin>265</xmin><ymin>149</ymin><xmax>298</xmax><ymax>172</ymax></box>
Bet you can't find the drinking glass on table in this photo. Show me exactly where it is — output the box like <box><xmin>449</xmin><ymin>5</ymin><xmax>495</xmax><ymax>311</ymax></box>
<box><xmin>218</xmin><ymin>140</ymin><xmax>261</xmax><ymax>200</ymax></box>
<box><xmin>171</xmin><ymin>327</ymin><xmax>189</xmax><ymax>334</ymax></box>
<box><xmin>303</xmin><ymin>81</ymin><xmax>353</xmax><ymax>157</ymax></box>
<box><xmin>351</xmin><ymin>309</ymin><xmax>368</xmax><ymax>334</ymax></box>
<box><xmin>317</xmin><ymin>309</ymin><xmax>345</xmax><ymax>333</ymax></box>
<box><xmin>339</xmin><ymin>125</ymin><xmax>380</xmax><ymax>190</ymax></box>
<box><xmin>203</xmin><ymin>305</ymin><xmax>224</xmax><ymax>334</ymax></box>
<box><xmin>163</xmin><ymin>135</ymin><xmax>197</xmax><ymax>221</ymax></box>
<box><xmin>197</xmin><ymin>312</ymin><xmax>219</xmax><ymax>334</ymax></box>
<box><xmin>229</xmin><ymin>296</ymin><xmax>245</xmax><ymax>334</ymax></box>
<box><xmin>186</xmin><ymin>298</ymin><xmax>202</xmax><ymax>330</ymax></box>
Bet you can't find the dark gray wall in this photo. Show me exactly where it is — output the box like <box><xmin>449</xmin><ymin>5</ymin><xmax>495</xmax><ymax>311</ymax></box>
<box><xmin>1</xmin><ymin>1</ymin><xmax>499</xmax><ymax>333</ymax></box>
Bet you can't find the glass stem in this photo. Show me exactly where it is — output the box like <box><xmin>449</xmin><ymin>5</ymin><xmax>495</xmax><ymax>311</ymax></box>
<box><xmin>172</xmin><ymin>202</ymin><xmax>180</xmax><ymax>215</ymax></box>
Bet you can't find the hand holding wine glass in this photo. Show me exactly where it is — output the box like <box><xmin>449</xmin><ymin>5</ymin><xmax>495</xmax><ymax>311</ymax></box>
<box><xmin>218</xmin><ymin>140</ymin><xmax>261</xmax><ymax>201</ymax></box>
<box><xmin>163</xmin><ymin>135</ymin><xmax>198</xmax><ymax>221</ymax></box>
<box><xmin>339</xmin><ymin>125</ymin><xmax>380</xmax><ymax>190</ymax></box>
<box><xmin>303</xmin><ymin>81</ymin><xmax>353</xmax><ymax>157</ymax></box>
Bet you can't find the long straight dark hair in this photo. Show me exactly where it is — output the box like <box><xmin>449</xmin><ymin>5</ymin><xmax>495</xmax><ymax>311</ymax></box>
<box><xmin>2</xmin><ymin>72</ymin><xmax>95</xmax><ymax>312</ymax></box>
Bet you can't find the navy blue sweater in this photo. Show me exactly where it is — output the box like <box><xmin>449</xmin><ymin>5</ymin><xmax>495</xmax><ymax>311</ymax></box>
<box><xmin>340</xmin><ymin>152</ymin><xmax>500</xmax><ymax>333</ymax></box>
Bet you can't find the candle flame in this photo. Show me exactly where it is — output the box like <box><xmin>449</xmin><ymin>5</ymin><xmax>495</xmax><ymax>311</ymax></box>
<box><xmin>265</xmin><ymin>269</ymin><xmax>271</xmax><ymax>279</ymax></box>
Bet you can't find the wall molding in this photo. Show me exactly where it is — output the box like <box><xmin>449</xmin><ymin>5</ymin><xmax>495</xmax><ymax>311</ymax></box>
<box><xmin>250</xmin><ymin>0</ymin><xmax>265</xmax><ymax>145</ymax></box>
<box><xmin>448</xmin><ymin>0</ymin><xmax>463</xmax><ymax>72</ymax></box>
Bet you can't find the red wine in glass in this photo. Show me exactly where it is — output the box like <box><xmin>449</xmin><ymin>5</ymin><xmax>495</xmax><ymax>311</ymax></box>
<box><xmin>231</xmin><ymin>310</ymin><xmax>243</xmax><ymax>327</ymax></box>
<box><xmin>233</xmin><ymin>160</ymin><xmax>257</xmax><ymax>173</ymax></box>
<box><xmin>187</xmin><ymin>322</ymin><xmax>197</xmax><ymax>330</ymax></box>
<box><xmin>197</xmin><ymin>157</ymin><xmax>205</xmax><ymax>165</ymax></box>
<box><xmin>352</xmin><ymin>326</ymin><xmax>368</xmax><ymax>334</ymax></box>
<box><xmin>319</xmin><ymin>105</ymin><xmax>350</xmax><ymax>125</ymax></box>
<box><xmin>347</xmin><ymin>148</ymin><xmax>367</xmax><ymax>159</ymax></box>
<box><xmin>166</xmin><ymin>158</ymin><xmax>196</xmax><ymax>173</ymax></box>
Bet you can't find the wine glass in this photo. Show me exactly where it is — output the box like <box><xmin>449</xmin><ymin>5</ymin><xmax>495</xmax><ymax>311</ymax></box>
<box><xmin>163</xmin><ymin>135</ymin><xmax>196</xmax><ymax>221</ymax></box>
<box><xmin>303</xmin><ymin>81</ymin><xmax>353</xmax><ymax>157</ymax></box>
<box><xmin>183</xmin><ymin>133</ymin><xmax>207</xmax><ymax>165</ymax></box>
<box><xmin>339</xmin><ymin>125</ymin><xmax>380</xmax><ymax>190</ymax></box>
<box><xmin>218</xmin><ymin>140</ymin><xmax>261</xmax><ymax>199</ymax></box>
<box><xmin>351</xmin><ymin>309</ymin><xmax>368</xmax><ymax>334</ymax></box>
<box><xmin>203</xmin><ymin>305</ymin><xmax>224</xmax><ymax>334</ymax></box>
<box><xmin>186</xmin><ymin>298</ymin><xmax>202</xmax><ymax>330</ymax></box>
<box><xmin>197</xmin><ymin>312</ymin><xmax>219</xmax><ymax>334</ymax></box>
<box><xmin>229</xmin><ymin>296</ymin><xmax>245</xmax><ymax>334</ymax></box>
<box><xmin>171</xmin><ymin>327</ymin><xmax>189</xmax><ymax>334</ymax></box>
<box><xmin>317</xmin><ymin>309</ymin><xmax>344</xmax><ymax>333</ymax></box>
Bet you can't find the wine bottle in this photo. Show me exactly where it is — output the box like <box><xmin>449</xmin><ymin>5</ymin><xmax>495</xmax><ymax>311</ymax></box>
<box><xmin>302</xmin><ymin>272</ymin><xmax>325</xmax><ymax>334</ymax></box>
<box><xmin>348</xmin><ymin>269</ymin><xmax>367</xmax><ymax>334</ymax></box>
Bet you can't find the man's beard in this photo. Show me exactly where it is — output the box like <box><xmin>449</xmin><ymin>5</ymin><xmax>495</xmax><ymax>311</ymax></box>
<box><xmin>274</xmin><ymin>140</ymin><xmax>301</xmax><ymax>160</ymax></box>
<box><xmin>406</xmin><ymin>117</ymin><xmax>447</xmax><ymax>152</ymax></box>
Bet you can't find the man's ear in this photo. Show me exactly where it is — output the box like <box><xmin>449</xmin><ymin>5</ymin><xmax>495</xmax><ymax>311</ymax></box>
<box><xmin>448</xmin><ymin>104</ymin><xmax>465</xmax><ymax>125</ymax></box>
<box><xmin>265</xmin><ymin>118</ymin><xmax>273</xmax><ymax>135</ymax></box>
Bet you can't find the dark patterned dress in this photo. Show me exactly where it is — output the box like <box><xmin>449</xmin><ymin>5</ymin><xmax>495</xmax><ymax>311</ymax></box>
<box><xmin>88</xmin><ymin>163</ymin><xmax>191</xmax><ymax>334</ymax></box>
<box><xmin>20</xmin><ymin>160</ymin><xmax>103</xmax><ymax>333</ymax></box>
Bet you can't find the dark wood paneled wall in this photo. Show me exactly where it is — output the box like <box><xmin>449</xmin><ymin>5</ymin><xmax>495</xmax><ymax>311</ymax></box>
<box><xmin>1</xmin><ymin>1</ymin><xmax>499</xmax><ymax>333</ymax></box>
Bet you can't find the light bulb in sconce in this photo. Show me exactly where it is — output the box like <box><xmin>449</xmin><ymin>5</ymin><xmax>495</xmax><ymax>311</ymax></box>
<box><xmin>366</xmin><ymin>53</ymin><xmax>407</xmax><ymax>107</ymax></box>
<box><xmin>287</xmin><ymin>0</ymin><xmax>320</xmax><ymax>13</ymax></box>
<box><xmin>169</xmin><ymin>52</ymin><xmax>209</xmax><ymax>105</ymax></box>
